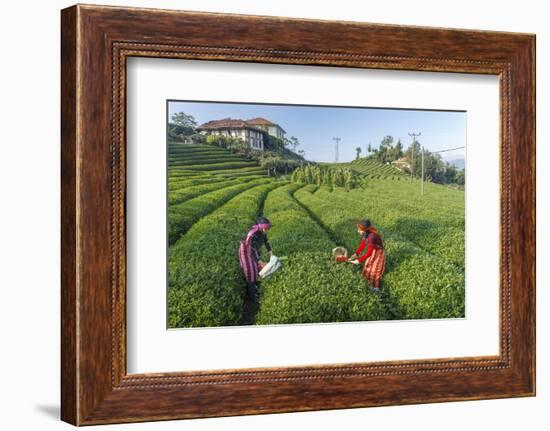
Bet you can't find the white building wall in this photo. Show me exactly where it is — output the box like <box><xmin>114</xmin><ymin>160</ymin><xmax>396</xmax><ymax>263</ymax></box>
<box><xmin>201</xmin><ymin>128</ymin><xmax>265</xmax><ymax>151</ymax></box>
<box><xmin>266</xmin><ymin>125</ymin><xmax>285</xmax><ymax>140</ymax></box>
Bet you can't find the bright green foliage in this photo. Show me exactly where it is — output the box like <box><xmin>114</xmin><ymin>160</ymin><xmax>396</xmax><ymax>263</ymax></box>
<box><xmin>167</xmin><ymin>143</ymin><xmax>281</xmax><ymax>327</ymax></box>
<box><xmin>291</xmin><ymin>165</ymin><xmax>360</xmax><ymax>191</ymax></box>
<box><xmin>166</xmin><ymin>142</ymin><xmax>465</xmax><ymax>328</ymax></box>
<box><xmin>167</xmin><ymin>143</ymin><xmax>272</xmax><ymax>245</ymax></box>
<box><xmin>168</xmin><ymin>176</ymin><xmax>262</xmax><ymax>206</ymax></box>
<box><xmin>169</xmin><ymin>160</ymin><xmax>258</xmax><ymax>172</ymax></box>
<box><xmin>256</xmin><ymin>184</ymin><xmax>386</xmax><ymax>324</ymax></box>
<box><xmin>168</xmin><ymin>178</ymin><xmax>270</xmax><ymax>245</ymax></box>
<box><xmin>347</xmin><ymin>158</ymin><xmax>405</xmax><ymax>179</ymax></box>
<box><xmin>168</xmin><ymin>167</ymin><xmax>266</xmax><ymax>181</ymax></box>
<box><xmin>294</xmin><ymin>186</ymin><xmax>465</xmax><ymax>319</ymax></box>
<box><xmin>311</xmin><ymin>183</ymin><xmax>464</xmax><ymax>269</ymax></box>
<box><xmin>168</xmin><ymin>182</ymin><xmax>284</xmax><ymax>328</ymax></box>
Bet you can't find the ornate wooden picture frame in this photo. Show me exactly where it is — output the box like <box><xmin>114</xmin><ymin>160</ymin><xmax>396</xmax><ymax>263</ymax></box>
<box><xmin>61</xmin><ymin>4</ymin><xmax>535</xmax><ymax>426</ymax></box>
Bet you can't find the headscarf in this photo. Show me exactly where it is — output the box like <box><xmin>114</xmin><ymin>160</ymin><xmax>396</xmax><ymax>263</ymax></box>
<box><xmin>244</xmin><ymin>217</ymin><xmax>272</xmax><ymax>245</ymax></box>
<box><xmin>357</xmin><ymin>219</ymin><xmax>379</xmax><ymax>236</ymax></box>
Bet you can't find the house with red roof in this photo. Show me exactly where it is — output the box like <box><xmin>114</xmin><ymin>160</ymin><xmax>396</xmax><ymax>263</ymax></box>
<box><xmin>196</xmin><ymin>117</ymin><xmax>286</xmax><ymax>151</ymax></box>
<box><xmin>245</xmin><ymin>117</ymin><xmax>286</xmax><ymax>140</ymax></box>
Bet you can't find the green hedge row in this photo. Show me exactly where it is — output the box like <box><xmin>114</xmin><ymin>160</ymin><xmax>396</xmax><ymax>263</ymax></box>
<box><xmin>168</xmin><ymin>176</ymin><xmax>257</xmax><ymax>206</ymax></box>
<box><xmin>168</xmin><ymin>166</ymin><xmax>266</xmax><ymax>180</ymax></box>
<box><xmin>256</xmin><ymin>183</ymin><xmax>387</xmax><ymax>325</ymax></box>
<box><xmin>350</xmin><ymin>158</ymin><xmax>404</xmax><ymax>178</ymax></box>
<box><xmin>168</xmin><ymin>181</ymin><xmax>285</xmax><ymax>328</ymax></box>
<box><xmin>294</xmin><ymin>186</ymin><xmax>465</xmax><ymax>320</ymax></box>
<box><xmin>312</xmin><ymin>187</ymin><xmax>465</xmax><ymax>269</ymax></box>
<box><xmin>168</xmin><ymin>173</ymin><xmax>264</xmax><ymax>194</ymax></box>
<box><xmin>168</xmin><ymin>178</ymin><xmax>270</xmax><ymax>245</ymax></box>
<box><xmin>169</xmin><ymin>161</ymin><xmax>258</xmax><ymax>172</ymax></box>
<box><xmin>168</xmin><ymin>154</ymin><xmax>248</xmax><ymax>165</ymax></box>
<box><xmin>167</xmin><ymin>143</ymin><xmax>223</xmax><ymax>152</ymax></box>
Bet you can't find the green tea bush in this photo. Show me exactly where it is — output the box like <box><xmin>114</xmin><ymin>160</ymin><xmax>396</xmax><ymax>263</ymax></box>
<box><xmin>168</xmin><ymin>167</ymin><xmax>266</xmax><ymax>181</ymax></box>
<box><xmin>256</xmin><ymin>183</ymin><xmax>386</xmax><ymax>324</ymax></box>
<box><xmin>313</xmin><ymin>185</ymin><xmax>465</xmax><ymax>268</ymax></box>
<box><xmin>166</xmin><ymin>142</ymin><xmax>465</xmax><ymax>327</ymax></box>
<box><xmin>349</xmin><ymin>158</ymin><xmax>404</xmax><ymax>178</ymax></box>
<box><xmin>170</xmin><ymin>161</ymin><xmax>258</xmax><ymax>172</ymax></box>
<box><xmin>168</xmin><ymin>176</ymin><xmax>258</xmax><ymax>206</ymax></box>
<box><xmin>168</xmin><ymin>181</ymin><xmax>284</xmax><ymax>328</ymax></box>
<box><xmin>291</xmin><ymin>165</ymin><xmax>360</xmax><ymax>191</ymax></box>
<box><xmin>168</xmin><ymin>178</ymin><xmax>269</xmax><ymax>245</ymax></box>
<box><xmin>168</xmin><ymin>156</ymin><xmax>248</xmax><ymax>166</ymax></box>
<box><xmin>294</xmin><ymin>186</ymin><xmax>465</xmax><ymax>320</ymax></box>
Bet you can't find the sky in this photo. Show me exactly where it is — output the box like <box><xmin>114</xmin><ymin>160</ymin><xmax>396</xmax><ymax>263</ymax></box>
<box><xmin>168</xmin><ymin>100</ymin><xmax>466</xmax><ymax>164</ymax></box>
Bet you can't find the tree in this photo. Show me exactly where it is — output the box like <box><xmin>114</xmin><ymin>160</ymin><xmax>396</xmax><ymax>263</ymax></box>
<box><xmin>404</xmin><ymin>139</ymin><xmax>422</xmax><ymax>175</ymax></box>
<box><xmin>455</xmin><ymin>169</ymin><xmax>465</xmax><ymax>186</ymax></box>
<box><xmin>392</xmin><ymin>138</ymin><xmax>404</xmax><ymax>160</ymax></box>
<box><xmin>444</xmin><ymin>162</ymin><xmax>458</xmax><ymax>184</ymax></box>
<box><xmin>355</xmin><ymin>146</ymin><xmax>362</xmax><ymax>160</ymax></box>
<box><xmin>168</xmin><ymin>112</ymin><xmax>198</xmax><ymax>140</ymax></box>
<box><xmin>265</xmin><ymin>135</ymin><xmax>285</xmax><ymax>152</ymax></box>
<box><xmin>259</xmin><ymin>152</ymin><xmax>282</xmax><ymax>177</ymax></box>
<box><xmin>171</xmin><ymin>112</ymin><xmax>197</xmax><ymax>128</ymax></box>
<box><xmin>372</xmin><ymin>135</ymin><xmax>397</xmax><ymax>164</ymax></box>
<box><xmin>284</xmin><ymin>136</ymin><xmax>300</xmax><ymax>152</ymax></box>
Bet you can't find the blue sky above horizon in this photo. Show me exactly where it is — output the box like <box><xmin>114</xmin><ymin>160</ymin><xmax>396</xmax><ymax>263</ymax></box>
<box><xmin>168</xmin><ymin>100</ymin><xmax>466</xmax><ymax>164</ymax></box>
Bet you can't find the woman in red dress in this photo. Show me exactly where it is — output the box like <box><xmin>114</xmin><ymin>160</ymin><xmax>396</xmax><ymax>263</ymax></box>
<box><xmin>349</xmin><ymin>219</ymin><xmax>386</xmax><ymax>292</ymax></box>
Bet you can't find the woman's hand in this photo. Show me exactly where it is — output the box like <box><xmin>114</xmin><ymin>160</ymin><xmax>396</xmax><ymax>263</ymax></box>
<box><xmin>349</xmin><ymin>259</ymin><xmax>360</xmax><ymax>265</ymax></box>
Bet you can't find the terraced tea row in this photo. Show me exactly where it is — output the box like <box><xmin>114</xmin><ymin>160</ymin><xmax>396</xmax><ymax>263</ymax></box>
<box><xmin>294</xmin><ymin>186</ymin><xmax>465</xmax><ymax>319</ymax></box>
<box><xmin>349</xmin><ymin>158</ymin><xmax>405</xmax><ymax>179</ymax></box>
<box><xmin>168</xmin><ymin>176</ymin><xmax>262</xmax><ymax>206</ymax></box>
<box><xmin>312</xmin><ymin>186</ymin><xmax>464</xmax><ymax>268</ymax></box>
<box><xmin>257</xmin><ymin>184</ymin><xmax>386</xmax><ymax>324</ymax></box>
<box><xmin>168</xmin><ymin>178</ymin><xmax>272</xmax><ymax>245</ymax></box>
<box><xmin>168</xmin><ymin>166</ymin><xmax>266</xmax><ymax>181</ymax></box>
<box><xmin>168</xmin><ymin>181</ymin><xmax>285</xmax><ymax>328</ymax></box>
<box><xmin>168</xmin><ymin>154</ymin><xmax>251</xmax><ymax>165</ymax></box>
<box><xmin>169</xmin><ymin>160</ymin><xmax>259</xmax><ymax>172</ymax></box>
<box><xmin>166</xmin><ymin>142</ymin><xmax>465</xmax><ymax>328</ymax></box>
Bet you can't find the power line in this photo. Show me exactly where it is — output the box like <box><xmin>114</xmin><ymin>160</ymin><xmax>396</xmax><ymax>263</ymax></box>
<box><xmin>420</xmin><ymin>144</ymin><xmax>465</xmax><ymax>196</ymax></box>
<box><xmin>433</xmin><ymin>146</ymin><xmax>465</xmax><ymax>154</ymax></box>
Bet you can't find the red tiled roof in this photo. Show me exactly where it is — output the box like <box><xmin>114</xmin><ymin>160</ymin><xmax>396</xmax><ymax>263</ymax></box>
<box><xmin>247</xmin><ymin>117</ymin><xmax>286</xmax><ymax>134</ymax></box>
<box><xmin>197</xmin><ymin>117</ymin><xmax>287</xmax><ymax>134</ymax></box>
<box><xmin>246</xmin><ymin>117</ymin><xmax>277</xmax><ymax>126</ymax></box>
<box><xmin>196</xmin><ymin>118</ymin><xmax>264</xmax><ymax>132</ymax></box>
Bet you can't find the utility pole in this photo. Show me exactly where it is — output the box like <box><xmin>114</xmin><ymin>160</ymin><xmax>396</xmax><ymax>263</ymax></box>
<box><xmin>421</xmin><ymin>145</ymin><xmax>425</xmax><ymax>195</ymax></box>
<box><xmin>333</xmin><ymin>137</ymin><xmax>341</xmax><ymax>163</ymax></box>
<box><xmin>408</xmin><ymin>132</ymin><xmax>421</xmax><ymax>181</ymax></box>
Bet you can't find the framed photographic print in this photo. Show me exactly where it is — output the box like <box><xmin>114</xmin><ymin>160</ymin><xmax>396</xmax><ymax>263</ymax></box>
<box><xmin>61</xmin><ymin>4</ymin><xmax>536</xmax><ymax>426</ymax></box>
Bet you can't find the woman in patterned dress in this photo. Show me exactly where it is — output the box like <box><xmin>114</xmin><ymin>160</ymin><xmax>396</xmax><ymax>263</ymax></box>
<box><xmin>349</xmin><ymin>219</ymin><xmax>386</xmax><ymax>292</ymax></box>
<box><xmin>238</xmin><ymin>217</ymin><xmax>272</xmax><ymax>302</ymax></box>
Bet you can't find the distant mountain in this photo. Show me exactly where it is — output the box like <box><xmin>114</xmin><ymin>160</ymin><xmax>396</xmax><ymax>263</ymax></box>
<box><xmin>447</xmin><ymin>158</ymin><xmax>465</xmax><ymax>169</ymax></box>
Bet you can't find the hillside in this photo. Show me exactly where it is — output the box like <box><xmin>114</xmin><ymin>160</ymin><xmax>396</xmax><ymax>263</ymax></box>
<box><xmin>167</xmin><ymin>142</ymin><xmax>270</xmax><ymax>246</ymax></box>
<box><xmin>167</xmin><ymin>142</ymin><xmax>465</xmax><ymax>328</ymax></box>
<box><xmin>349</xmin><ymin>157</ymin><xmax>405</xmax><ymax>179</ymax></box>
<box><xmin>324</xmin><ymin>157</ymin><xmax>405</xmax><ymax>180</ymax></box>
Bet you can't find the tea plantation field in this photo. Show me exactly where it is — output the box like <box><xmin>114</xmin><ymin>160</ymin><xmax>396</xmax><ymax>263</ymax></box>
<box><xmin>330</xmin><ymin>158</ymin><xmax>405</xmax><ymax>180</ymax></box>
<box><xmin>167</xmin><ymin>142</ymin><xmax>465</xmax><ymax>328</ymax></box>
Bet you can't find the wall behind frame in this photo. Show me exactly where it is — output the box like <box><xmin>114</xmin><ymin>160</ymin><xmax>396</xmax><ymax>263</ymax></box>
<box><xmin>0</xmin><ymin>0</ymin><xmax>546</xmax><ymax>430</ymax></box>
